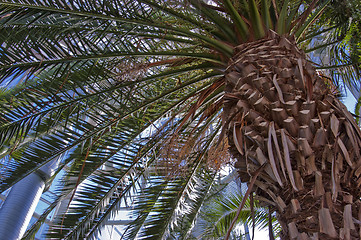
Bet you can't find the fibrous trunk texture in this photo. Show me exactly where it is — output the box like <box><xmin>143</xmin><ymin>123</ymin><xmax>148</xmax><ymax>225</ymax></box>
<box><xmin>224</xmin><ymin>30</ymin><xmax>361</xmax><ymax>240</ymax></box>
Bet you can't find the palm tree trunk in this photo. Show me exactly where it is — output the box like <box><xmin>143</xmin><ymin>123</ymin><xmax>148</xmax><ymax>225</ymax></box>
<box><xmin>224</xmin><ymin>30</ymin><xmax>361</xmax><ymax>239</ymax></box>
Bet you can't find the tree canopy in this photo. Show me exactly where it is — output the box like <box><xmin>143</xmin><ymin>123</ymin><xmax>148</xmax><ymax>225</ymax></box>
<box><xmin>0</xmin><ymin>0</ymin><xmax>361</xmax><ymax>239</ymax></box>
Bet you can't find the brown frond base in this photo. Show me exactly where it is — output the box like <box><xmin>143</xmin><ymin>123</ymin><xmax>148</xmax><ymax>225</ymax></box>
<box><xmin>224</xmin><ymin>30</ymin><xmax>361</xmax><ymax>239</ymax></box>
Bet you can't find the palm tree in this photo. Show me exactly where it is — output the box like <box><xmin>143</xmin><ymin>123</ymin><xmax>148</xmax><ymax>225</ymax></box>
<box><xmin>198</xmin><ymin>179</ymin><xmax>280</xmax><ymax>239</ymax></box>
<box><xmin>0</xmin><ymin>0</ymin><xmax>361</xmax><ymax>239</ymax></box>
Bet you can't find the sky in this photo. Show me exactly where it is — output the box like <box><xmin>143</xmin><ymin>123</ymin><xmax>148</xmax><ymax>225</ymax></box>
<box><xmin>342</xmin><ymin>88</ymin><xmax>358</xmax><ymax>114</ymax></box>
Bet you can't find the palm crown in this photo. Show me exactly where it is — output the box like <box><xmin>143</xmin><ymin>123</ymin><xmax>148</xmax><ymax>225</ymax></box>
<box><xmin>0</xmin><ymin>0</ymin><xmax>361</xmax><ymax>239</ymax></box>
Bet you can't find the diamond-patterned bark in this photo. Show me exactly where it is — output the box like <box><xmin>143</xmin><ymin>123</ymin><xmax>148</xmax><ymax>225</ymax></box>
<box><xmin>224</xmin><ymin>31</ymin><xmax>361</xmax><ymax>239</ymax></box>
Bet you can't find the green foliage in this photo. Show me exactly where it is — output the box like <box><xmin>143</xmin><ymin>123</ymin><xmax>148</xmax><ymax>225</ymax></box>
<box><xmin>0</xmin><ymin>0</ymin><xmax>360</xmax><ymax>239</ymax></box>
<box><xmin>198</xmin><ymin>182</ymin><xmax>279</xmax><ymax>239</ymax></box>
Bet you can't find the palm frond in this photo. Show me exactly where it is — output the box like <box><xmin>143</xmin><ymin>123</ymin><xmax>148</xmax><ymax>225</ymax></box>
<box><xmin>198</xmin><ymin>182</ymin><xmax>279</xmax><ymax>239</ymax></box>
<box><xmin>1</xmin><ymin>0</ymin><xmax>361</xmax><ymax>239</ymax></box>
